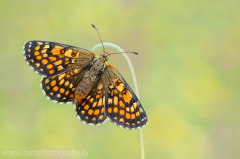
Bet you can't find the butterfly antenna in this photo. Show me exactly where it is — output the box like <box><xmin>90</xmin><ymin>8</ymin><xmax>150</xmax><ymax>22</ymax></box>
<box><xmin>107</xmin><ymin>52</ymin><xmax>139</xmax><ymax>56</ymax></box>
<box><xmin>91</xmin><ymin>24</ymin><xmax>106</xmax><ymax>53</ymax></box>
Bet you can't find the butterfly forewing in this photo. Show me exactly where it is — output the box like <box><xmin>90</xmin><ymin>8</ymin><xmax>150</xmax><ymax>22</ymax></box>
<box><xmin>23</xmin><ymin>40</ymin><xmax>96</xmax><ymax>76</ymax></box>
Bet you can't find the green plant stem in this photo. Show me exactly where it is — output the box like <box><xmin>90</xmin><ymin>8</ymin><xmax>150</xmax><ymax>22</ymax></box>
<box><xmin>91</xmin><ymin>43</ymin><xmax>145</xmax><ymax>159</ymax></box>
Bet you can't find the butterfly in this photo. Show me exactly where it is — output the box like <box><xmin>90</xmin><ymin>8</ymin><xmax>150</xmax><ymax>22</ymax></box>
<box><xmin>23</xmin><ymin>40</ymin><xmax>148</xmax><ymax>129</ymax></box>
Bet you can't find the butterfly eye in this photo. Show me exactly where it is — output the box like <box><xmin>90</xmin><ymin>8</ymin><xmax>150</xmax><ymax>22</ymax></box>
<box><xmin>101</xmin><ymin>54</ymin><xmax>108</xmax><ymax>61</ymax></box>
<box><xmin>105</xmin><ymin>56</ymin><xmax>108</xmax><ymax>61</ymax></box>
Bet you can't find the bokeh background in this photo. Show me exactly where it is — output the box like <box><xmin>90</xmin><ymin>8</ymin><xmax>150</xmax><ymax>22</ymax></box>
<box><xmin>1</xmin><ymin>0</ymin><xmax>240</xmax><ymax>159</ymax></box>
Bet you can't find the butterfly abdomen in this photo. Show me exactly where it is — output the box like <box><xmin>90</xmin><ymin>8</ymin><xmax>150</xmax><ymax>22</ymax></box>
<box><xmin>75</xmin><ymin>71</ymin><xmax>95</xmax><ymax>102</ymax></box>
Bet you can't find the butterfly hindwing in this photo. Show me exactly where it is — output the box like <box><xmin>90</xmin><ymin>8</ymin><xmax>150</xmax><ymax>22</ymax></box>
<box><xmin>23</xmin><ymin>40</ymin><xmax>96</xmax><ymax>76</ymax></box>
<box><xmin>41</xmin><ymin>66</ymin><xmax>90</xmax><ymax>103</ymax></box>
<box><xmin>75</xmin><ymin>72</ymin><xmax>108</xmax><ymax>125</ymax></box>
<box><xmin>105</xmin><ymin>64</ymin><xmax>148</xmax><ymax>129</ymax></box>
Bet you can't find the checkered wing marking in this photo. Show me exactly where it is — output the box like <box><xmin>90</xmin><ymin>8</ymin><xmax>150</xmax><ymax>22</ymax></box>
<box><xmin>105</xmin><ymin>65</ymin><xmax>148</xmax><ymax>129</ymax></box>
<box><xmin>75</xmin><ymin>73</ymin><xmax>107</xmax><ymax>124</ymax></box>
<box><xmin>41</xmin><ymin>66</ymin><xmax>90</xmax><ymax>103</ymax></box>
<box><xmin>23</xmin><ymin>40</ymin><xmax>96</xmax><ymax>76</ymax></box>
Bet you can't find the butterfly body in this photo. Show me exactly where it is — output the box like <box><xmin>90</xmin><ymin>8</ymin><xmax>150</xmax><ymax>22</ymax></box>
<box><xmin>23</xmin><ymin>40</ymin><xmax>147</xmax><ymax>129</ymax></box>
<box><xmin>75</xmin><ymin>55</ymin><xmax>106</xmax><ymax>102</ymax></box>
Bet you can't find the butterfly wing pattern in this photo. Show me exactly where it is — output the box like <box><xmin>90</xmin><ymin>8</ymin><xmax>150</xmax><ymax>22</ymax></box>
<box><xmin>104</xmin><ymin>65</ymin><xmax>147</xmax><ymax>129</ymax></box>
<box><xmin>23</xmin><ymin>40</ymin><xmax>148</xmax><ymax>129</ymax></box>
<box><xmin>41</xmin><ymin>67</ymin><xmax>89</xmax><ymax>103</ymax></box>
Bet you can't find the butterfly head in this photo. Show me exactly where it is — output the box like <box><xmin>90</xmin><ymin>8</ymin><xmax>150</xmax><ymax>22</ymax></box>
<box><xmin>100</xmin><ymin>51</ymin><xmax>109</xmax><ymax>62</ymax></box>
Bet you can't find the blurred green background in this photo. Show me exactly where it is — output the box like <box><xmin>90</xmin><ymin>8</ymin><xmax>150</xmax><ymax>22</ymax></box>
<box><xmin>1</xmin><ymin>0</ymin><xmax>240</xmax><ymax>159</ymax></box>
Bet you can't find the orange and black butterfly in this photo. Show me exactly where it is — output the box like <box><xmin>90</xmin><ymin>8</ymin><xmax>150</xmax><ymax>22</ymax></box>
<box><xmin>23</xmin><ymin>29</ymin><xmax>147</xmax><ymax>129</ymax></box>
